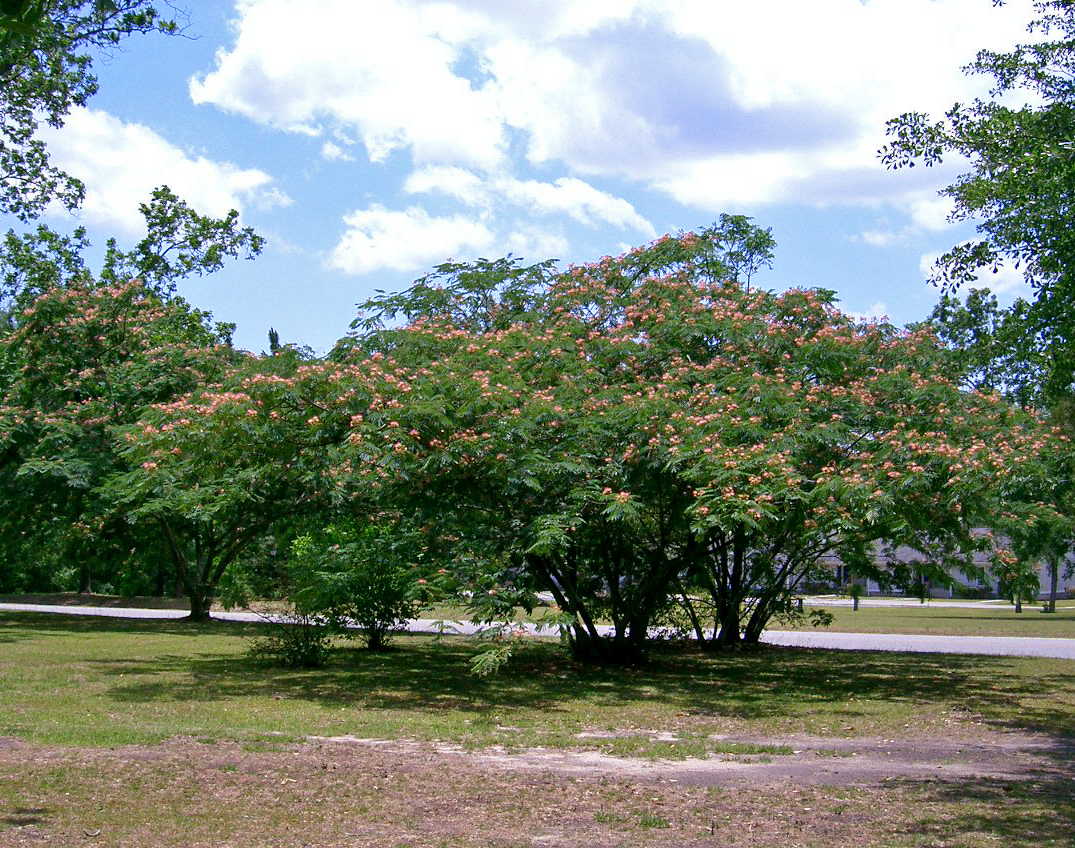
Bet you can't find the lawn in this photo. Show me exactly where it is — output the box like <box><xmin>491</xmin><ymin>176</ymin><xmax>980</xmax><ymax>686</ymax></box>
<box><xmin>0</xmin><ymin>611</ymin><xmax>1073</xmax><ymax>847</ymax></box>
<box><xmin>777</xmin><ymin>601</ymin><xmax>1075</xmax><ymax>638</ymax></box>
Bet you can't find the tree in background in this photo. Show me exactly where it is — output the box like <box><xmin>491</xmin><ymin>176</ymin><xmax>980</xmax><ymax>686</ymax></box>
<box><xmin>0</xmin><ymin>0</ymin><xmax>180</xmax><ymax>219</ymax></box>
<box><xmin>0</xmin><ymin>277</ymin><xmax>233</xmax><ymax>593</ymax></box>
<box><xmin>0</xmin><ymin>187</ymin><xmax>261</xmax><ymax>596</ymax></box>
<box><xmin>927</xmin><ymin>289</ymin><xmax>1048</xmax><ymax>410</ymax></box>
<box><xmin>927</xmin><ymin>291</ymin><xmax>1074</xmax><ymax>612</ymax></box>
<box><xmin>107</xmin><ymin>355</ymin><xmax>347</xmax><ymax>620</ymax></box>
<box><xmin>881</xmin><ymin>0</ymin><xmax>1075</xmax><ymax>397</ymax></box>
<box><xmin>885</xmin><ymin>0</ymin><xmax>1075</xmax><ymax>610</ymax></box>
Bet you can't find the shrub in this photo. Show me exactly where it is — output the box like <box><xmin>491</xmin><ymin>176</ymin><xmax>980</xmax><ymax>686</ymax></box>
<box><xmin>951</xmin><ymin>583</ymin><xmax>994</xmax><ymax>600</ymax></box>
<box><xmin>289</xmin><ymin>522</ymin><xmax>428</xmax><ymax>650</ymax></box>
<box><xmin>248</xmin><ymin>611</ymin><xmax>333</xmax><ymax>668</ymax></box>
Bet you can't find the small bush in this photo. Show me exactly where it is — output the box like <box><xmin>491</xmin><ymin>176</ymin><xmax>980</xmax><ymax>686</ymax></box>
<box><xmin>951</xmin><ymin>583</ymin><xmax>994</xmax><ymax>600</ymax></box>
<box><xmin>249</xmin><ymin>612</ymin><xmax>333</xmax><ymax>668</ymax></box>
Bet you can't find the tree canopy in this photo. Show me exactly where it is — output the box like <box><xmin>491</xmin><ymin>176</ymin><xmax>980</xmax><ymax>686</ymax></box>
<box><xmin>231</xmin><ymin>228</ymin><xmax>1047</xmax><ymax>662</ymax></box>
<box><xmin>0</xmin><ymin>187</ymin><xmax>261</xmax><ymax>597</ymax></box>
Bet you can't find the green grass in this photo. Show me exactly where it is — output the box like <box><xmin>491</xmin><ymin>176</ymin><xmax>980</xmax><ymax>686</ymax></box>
<box><xmin>1</xmin><ymin>611</ymin><xmax>1073</xmax><ymax>752</ymax></box>
<box><xmin>777</xmin><ymin>602</ymin><xmax>1075</xmax><ymax>638</ymax></box>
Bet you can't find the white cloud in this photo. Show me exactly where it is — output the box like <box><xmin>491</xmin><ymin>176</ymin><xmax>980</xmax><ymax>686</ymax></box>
<box><xmin>404</xmin><ymin>165</ymin><xmax>489</xmax><ymax>206</ymax></box>
<box><xmin>188</xmin><ymin>0</ymin><xmax>1036</xmax><ymax>221</ymax></box>
<box><xmin>908</xmin><ymin>196</ymin><xmax>956</xmax><ymax>232</ymax></box>
<box><xmin>481</xmin><ymin>0</ymin><xmax>1035</xmax><ymax>210</ymax></box>
<box><xmin>500</xmin><ymin>177</ymin><xmax>655</xmax><ymax>234</ymax></box>
<box><xmin>328</xmin><ymin>204</ymin><xmax>495</xmax><ymax>274</ymax></box>
<box><xmin>846</xmin><ymin>301</ymin><xmax>890</xmax><ymax>322</ymax></box>
<box><xmin>40</xmin><ymin>108</ymin><xmax>287</xmax><ymax>234</ymax></box>
<box><xmin>860</xmin><ymin>230</ymin><xmax>900</xmax><ymax>248</ymax></box>
<box><xmin>320</xmin><ymin>141</ymin><xmax>354</xmax><ymax>162</ymax></box>
<box><xmin>190</xmin><ymin>0</ymin><xmax>506</xmax><ymax>169</ymax></box>
<box><xmin>651</xmin><ymin>152</ymin><xmax>810</xmax><ymax>208</ymax></box>
<box><xmin>404</xmin><ymin>166</ymin><xmax>654</xmax><ymax>234</ymax></box>
<box><xmin>853</xmin><ymin>193</ymin><xmax>958</xmax><ymax>248</ymax></box>
<box><xmin>501</xmin><ymin>224</ymin><xmax>570</xmax><ymax>261</ymax></box>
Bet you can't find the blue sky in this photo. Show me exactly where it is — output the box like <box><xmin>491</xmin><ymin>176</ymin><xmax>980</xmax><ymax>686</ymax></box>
<box><xmin>26</xmin><ymin>0</ymin><xmax>1040</xmax><ymax>353</ymax></box>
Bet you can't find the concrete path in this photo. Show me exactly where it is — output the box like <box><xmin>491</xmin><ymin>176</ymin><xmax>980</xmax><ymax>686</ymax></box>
<box><xmin>3</xmin><ymin>601</ymin><xmax>1074</xmax><ymax>659</ymax></box>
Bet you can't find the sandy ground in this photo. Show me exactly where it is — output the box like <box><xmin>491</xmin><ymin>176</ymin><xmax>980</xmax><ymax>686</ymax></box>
<box><xmin>1</xmin><ymin>729</ymin><xmax>1071</xmax><ymax>847</ymax></box>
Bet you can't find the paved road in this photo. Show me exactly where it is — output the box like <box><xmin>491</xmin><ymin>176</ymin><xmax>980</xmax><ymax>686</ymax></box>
<box><xmin>3</xmin><ymin>601</ymin><xmax>1074</xmax><ymax>659</ymax></box>
<box><xmin>802</xmin><ymin>596</ymin><xmax>1022</xmax><ymax>609</ymax></box>
<box><xmin>759</xmin><ymin>629</ymin><xmax>1075</xmax><ymax>659</ymax></box>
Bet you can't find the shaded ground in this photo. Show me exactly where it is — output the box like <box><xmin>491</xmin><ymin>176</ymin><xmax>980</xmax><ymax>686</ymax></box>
<box><xmin>5</xmin><ymin>598</ymin><xmax>1075</xmax><ymax>656</ymax></box>
<box><xmin>0</xmin><ymin>731</ymin><xmax>1071</xmax><ymax>848</ymax></box>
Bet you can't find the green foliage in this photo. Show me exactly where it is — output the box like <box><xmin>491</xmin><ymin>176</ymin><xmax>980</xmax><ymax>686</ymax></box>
<box><xmin>881</xmin><ymin>0</ymin><xmax>1075</xmax><ymax>396</ymax></box>
<box><xmin>638</xmin><ymin>814</ymin><xmax>670</xmax><ymax>830</ymax></box>
<box><xmin>0</xmin><ymin>1</ymin><xmax>180</xmax><ymax>219</ymax></box>
<box><xmin>0</xmin><ymin>191</ymin><xmax>261</xmax><ymax>598</ymax></box>
<box><xmin>108</xmin><ymin>351</ymin><xmax>338</xmax><ymax>618</ymax></box>
<box><xmin>0</xmin><ymin>277</ymin><xmax>233</xmax><ymax>594</ymax></box>
<box><xmin>927</xmin><ymin>286</ymin><xmax>1075</xmax><ymax>610</ymax></box>
<box><xmin>926</xmin><ymin>288</ymin><xmax>1048</xmax><ymax>409</ymax></box>
<box><xmin>287</xmin><ymin>522</ymin><xmax>429</xmax><ymax>650</ymax></box>
<box><xmin>99</xmin><ymin>186</ymin><xmax>263</xmax><ymax>298</ymax></box>
<box><xmin>770</xmin><ymin>600</ymin><xmax>835</xmax><ymax>632</ymax></box>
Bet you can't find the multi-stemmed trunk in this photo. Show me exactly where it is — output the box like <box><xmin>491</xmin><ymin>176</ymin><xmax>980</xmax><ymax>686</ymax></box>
<box><xmin>532</xmin><ymin>549</ymin><xmax>678</xmax><ymax>666</ymax></box>
<box><xmin>158</xmin><ymin>517</ymin><xmax>261</xmax><ymax>623</ymax></box>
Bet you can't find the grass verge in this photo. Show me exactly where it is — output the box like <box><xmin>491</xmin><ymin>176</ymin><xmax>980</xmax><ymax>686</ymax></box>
<box><xmin>778</xmin><ymin>602</ymin><xmax>1075</xmax><ymax>638</ymax></box>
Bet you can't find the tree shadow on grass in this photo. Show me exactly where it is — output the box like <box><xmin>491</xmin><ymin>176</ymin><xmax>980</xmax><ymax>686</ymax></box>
<box><xmin>66</xmin><ymin>620</ymin><xmax>1075</xmax><ymax>741</ymax></box>
<box><xmin>0</xmin><ymin>611</ymin><xmax>261</xmax><ymax>639</ymax></box>
<box><xmin>1</xmin><ymin>807</ymin><xmax>52</xmax><ymax>827</ymax></box>
<box><xmin>895</xmin><ymin>763</ymin><xmax>1075</xmax><ymax>848</ymax></box>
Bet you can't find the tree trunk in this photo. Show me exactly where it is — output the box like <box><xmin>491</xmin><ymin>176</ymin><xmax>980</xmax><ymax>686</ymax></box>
<box><xmin>78</xmin><ymin>562</ymin><xmax>92</xmax><ymax>594</ymax></box>
<box><xmin>1047</xmin><ymin>561</ymin><xmax>1058</xmax><ymax>614</ymax></box>
<box><xmin>186</xmin><ymin>588</ymin><xmax>212</xmax><ymax>622</ymax></box>
<box><xmin>678</xmin><ymin>588</ymin><xmax>707</xmax><ymax>643</ymax></box>
<box><xmin>1015</xmin><ymin>596</ymin><xmax>1022</xmax><ymax>614</ymax></box>
<box><xmin>713</xmin><ymin>600</ymin><xmax>741</xmax><ymax>647</ymax></box>
<box><xmin>154</xmin><ymin>557</ymin><xmax>166</xmax><ymax>597</ymax></box>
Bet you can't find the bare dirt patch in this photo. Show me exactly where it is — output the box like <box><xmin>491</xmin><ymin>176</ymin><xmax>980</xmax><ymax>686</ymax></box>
<box><xmin>312</xmin><ymin>729</ymin><xmax>1067</xmax><ymax>787</ymax></box>
<box><xmin>1</xmin><ymin>731</ymin><xmax>1070</xmax><ymax>847</ymax></box>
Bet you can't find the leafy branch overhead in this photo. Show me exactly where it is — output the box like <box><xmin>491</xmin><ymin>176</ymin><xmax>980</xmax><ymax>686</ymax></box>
<box><xmin>0</xmin><ymin>0</ymin><xmax>181</xmax><ymax>220</ymax></box>
<box><xmin>880</xmin><ymin>0</ymin><xmax>1075</xmax><ymax>395</ymax></box>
